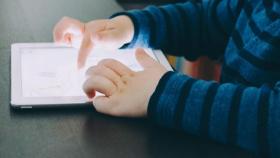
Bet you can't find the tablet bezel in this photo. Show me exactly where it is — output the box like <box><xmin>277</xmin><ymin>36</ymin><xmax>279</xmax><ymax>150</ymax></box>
<box><xmin>10</xmin><ymin>43</ymin><xmax>173</xmax><ymax>109</ymax></box>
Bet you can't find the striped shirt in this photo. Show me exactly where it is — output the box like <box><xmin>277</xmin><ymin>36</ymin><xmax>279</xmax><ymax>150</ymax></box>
<box><xmin>112</xmin><ymin>0</ymin><xmax>280</xmax><ymax>157</ymax></box>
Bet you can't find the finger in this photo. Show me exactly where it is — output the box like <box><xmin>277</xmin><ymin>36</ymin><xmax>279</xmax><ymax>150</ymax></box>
<box><xmin>98</xmin><ymin>59</ymin><xmax>134</xmax><ymax>76</ymax></box>
<box><xmin>83</xmin><ymin>75</ymin><xmax>116</xmax><ymax>98</ymax></box>
<box><xmin>53</xmin><ymin>17</ymin><xmax>84</xmax><ymax>43</ymax></box>
<box><xmin>93</xmin><ymin>96</ymin><xmax>125</xmax><ymax>117</ymax></box>
<box><xmin>64</xmin><ymin>33</ymin><xmax>72</xmax><ymax>44</ymax></box>
<box><xmin>86</xmin><ymin>65</ymin><xmax>121</xmax><ymax>86</ymax></box>
<box><xmin>92</xmin><ymin>96</ymin><xmax>113</xmax><ymax>114</ymax></box>
<box><xmin>78</xmin><ymin>33</ymin><xmax>93</xmax><ymax>69</ymax></box>
<box><xmin>135</xmin><ymin>48</ymin><xmax>157</xmax><ymax>69</ymax></box>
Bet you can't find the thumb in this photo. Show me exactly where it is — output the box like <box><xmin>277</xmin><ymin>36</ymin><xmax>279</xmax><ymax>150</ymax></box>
<box><xmin>92</xmin><ymin>96</ymin><xmax>113</xmax><ymax>114</ymax></box>
<box><xmin>135</xmin><ymin>48</ymin><xmax>157</xmax><ymax>69</ymax></box>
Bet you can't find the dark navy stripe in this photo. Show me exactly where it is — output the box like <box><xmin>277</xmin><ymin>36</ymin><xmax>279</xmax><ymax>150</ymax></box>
<box><xmin>221</xmin><ymin>64</ymin><xmax>253</xmax><ymax>86</ymax></box>
<box><xmin>148</xmin><ymin>71</ymin><xmax>174</xmax><ymax>121</ymax></box>
<box><xmin>236</xmin><ymin>0</ymin><xmax>245</xmax><ymax>13</ymax></box>
<box><xmin>197</xmin><ymin>0</ymin><xmax>204</xmax><ymax>57</ymax></box>
<box><xmin>174</xmin><ymin>78</ymin><xmax>197</xmax><ymax>129</ymax></box>
<box><xmin>243</xmin><ymin>1</ymin><xmax>253</xmax><ymax>17</ymax></box>
<box><xmin>263</xmin><ymin>0</ymin><xmax>280</xmax><ymax>21</ymax></box>
<box><xmin>257</xmin><ymin>84</ymin><xmax>271</xmax><ymax>157</ymax></box>
<box><xmin>227</xmin><ymin>0</ymin><xmax>235</xmax><ymax>22</ymax></box>
<box><xmin>174</xmin><ymin>4</ymin><xmax>189</xmax><ymax>35</ymax></box>
<box><xmin>231</xmin><ymin>29</ymin><xmax>280</xmax><ymax>71</ymax></box>
<box><xmin>227</xmin><ymin>85</ymin><xmax>245</xmax><ymax>144</ymax></box>
<box><xmin>142</xmin><ymin>10</ymin><xmax>156</xmax><ymax>48</ymax></box>
<box><xmin>248</xmin><ymin>18</ymin><xmax>280</xmax><ymax>48</ymax></box>
<box><xmin>225</xmin><ymin>0</ymin><xmax>245</xmax><ymax>23</ymax></box>
<box><xmin>231</xmin><ymin>29</ymin><xmax>243</xmax><ymax>48</ymax></box>
<box><xmin>192</xmin><ymin>0</ymin><xmax>202</xmax><ymax>3</ymax></box>
<box><xmin>179</xmin><ymin>0</ymin><xmax>202</xmax><ymax>60</ymax></box>
<box><xmin>211</xmin><ymin>0</ymin><xmax>229</xmax><ymax>36</ymax></box>
<box><xmin>169</xmin><ymin>5</ymin><xmax>183</xmax><ymax>54</ymax></box>
<box><xmin>190</xmin><ymin>0</ymin><xmax>201</xmax><ymax>6</ymax></box>
<box><xmin>174</xmin><ymin>4</ymin><xmax>189</xmax><ymax>50</ymax></box>
<box><xmin>199</xmin><ymin>83</ymin><xmax>219</xmax><ymax>137</ymax></box>
<box><xmin>158</xmin><ymin>7</ymin><xmax>173</xmax><ymax>51</ymax></box>
<box><xmin>244</xmin><ymin>2</ymin><xmax>280</xmax><ymax>48</ymax></box>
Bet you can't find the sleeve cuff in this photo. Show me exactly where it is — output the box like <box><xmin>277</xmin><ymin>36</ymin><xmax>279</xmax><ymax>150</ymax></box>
<box><xmin>147</xmin><ymin>71</ymin><xmax>176</xmax><ymax>122</ymax></box>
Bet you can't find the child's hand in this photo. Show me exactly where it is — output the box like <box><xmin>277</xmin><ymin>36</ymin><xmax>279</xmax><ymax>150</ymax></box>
<box><xmin>53</xmin><ymin>16</ymin><xmax>134</xmax><ymax>68</ymax></box>
<box><xmin>83</xmin><ymin>48</ymin><xmax>168</xmax><ymax>117</ymax></box>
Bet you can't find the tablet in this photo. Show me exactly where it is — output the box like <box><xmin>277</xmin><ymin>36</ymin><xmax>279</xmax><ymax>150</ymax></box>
<box><xmin>11</xmin><ymin>43</ymin><xmax>173</xmax><ymax>109</ymax></box>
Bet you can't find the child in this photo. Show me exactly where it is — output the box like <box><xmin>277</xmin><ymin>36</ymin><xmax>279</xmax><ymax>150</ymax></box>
<box><xmin>53</xmin><ymin>0</ymin><xmax>280</xmax><ymax>157</ymax></box>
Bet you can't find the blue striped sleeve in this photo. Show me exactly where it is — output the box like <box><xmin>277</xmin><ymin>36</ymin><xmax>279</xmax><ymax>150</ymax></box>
<box><xmin>112</xmin><ymin>0</ymin><xmax>244</xmax><ymax>60</ymax></box>
<box><xmin>148</xmin><ymin>71</ymin><xmax>280</xmax><ymax>158</ymax></box>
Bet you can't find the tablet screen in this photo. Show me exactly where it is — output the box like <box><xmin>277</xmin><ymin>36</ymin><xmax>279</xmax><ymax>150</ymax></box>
<box><xmin>21</xmin><ymin>47</ymin><xmax>152</xmax><ymax>98</ymax></box>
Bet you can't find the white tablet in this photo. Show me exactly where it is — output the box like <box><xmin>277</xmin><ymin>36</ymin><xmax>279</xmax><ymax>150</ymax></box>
<box><xmin>11</xmin><ymin>43</ymin><xmax>173</xmax><ymax>109</ymax></box>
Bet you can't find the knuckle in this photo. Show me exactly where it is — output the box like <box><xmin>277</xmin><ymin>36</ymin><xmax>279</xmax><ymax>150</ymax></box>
<box><xmin>95</xmin><ymin>33</ymin><xmax>103</xmax><ymax>41</ymax></box>
<box><xmin>118</xmin><ymin>85</ymin><xmax>125</xmax><ymax>93</ymax></box>
<box><xmin>82</xmin><ymin>78</ymin><xmax>90</xmax><ymax>91</ymax></box>
<box><xmin>121</xmin><ymin>75</ymin><xmax>131</xmax><ymax>83</ymax></box>
<box><xmin>83</xmin><ymin>77</ymin><xmax>95</xmax><ymax>92</ymax></box>
<box><xmin>98</xmin><ymin>59</ymin><xmax>115</xmax><ymax>66</ymax></box>
<box><xmin>86</xmin><ymin>65</ymin><xmax>99</xmax><ymax>75</ymax></box>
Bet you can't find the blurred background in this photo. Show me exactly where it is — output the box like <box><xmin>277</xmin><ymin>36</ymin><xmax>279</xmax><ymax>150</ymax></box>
<box><xmin>117</xmin><ymin>0</ymin><xmax>221</xmax><ymax>82</ymax></box>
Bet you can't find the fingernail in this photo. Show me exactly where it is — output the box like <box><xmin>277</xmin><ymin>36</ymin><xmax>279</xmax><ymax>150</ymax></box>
<box><xmin>77</xmin><ymin>61</ymin><xmax>84</xmax><ymax>70</ymax></box>
<box><xmin>87</xmin><ymin>91</ymin><xmax>96</xmax><ymax>99</ymax></box>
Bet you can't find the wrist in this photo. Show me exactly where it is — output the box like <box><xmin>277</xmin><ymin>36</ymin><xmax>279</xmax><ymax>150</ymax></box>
<box><xmin>111</xmin><ymin>15</ymin><xmax>134</xmax><ymax>44</ymax></box>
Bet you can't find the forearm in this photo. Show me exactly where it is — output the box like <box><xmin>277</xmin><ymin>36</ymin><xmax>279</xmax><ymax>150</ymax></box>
<box><xmin>148</xmin><ymin>71</ymin><xmax>280</xmax><ymax>158</ymax></box>
<box><xmin>112</xmin><ymin>0</ymin><xmax>243</xmax><ymax>60</ymax></box>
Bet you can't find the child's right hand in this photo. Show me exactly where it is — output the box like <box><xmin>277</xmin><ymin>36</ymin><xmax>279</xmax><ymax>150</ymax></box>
<box><xmin>53</xmin><ymin>16</ymin><xmax>135</xmax><ymax>68</ymax></box>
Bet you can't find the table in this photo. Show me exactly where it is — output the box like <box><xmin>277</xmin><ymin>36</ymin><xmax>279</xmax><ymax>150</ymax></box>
<box><xmin>0</xmin><ymin>0</ymin><xmax>254</xmax><ymax>157</ymax></box>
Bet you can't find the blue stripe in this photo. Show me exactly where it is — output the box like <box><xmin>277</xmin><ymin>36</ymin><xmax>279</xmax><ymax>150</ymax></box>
<box><xmin>231</xmin><ymin>29</ymin><xmax>280</xmax><ymax>71</ymax></box>
<box><xmin>227</xmin><ymin>85</ymin><xmax>246</xmax><ymax>144</ymax></box>
<box><xmin>182</xmin><ymin>80</ymin><xmax>212</xmax><ymax>135</ymax></box>
<box><xmin>174</xmin><ymin>78</ymin><xmax>197</xmax><ymax>129</ymax></box>
<box><xmin>158</xmin><ymin>7</ymin><xmax>173</xmax><ymax>52</ymax></box>
<box><xmin>244</xmin><ymin>1</ymin><xmax>280</xmax><ymax>48</ymax></box>
<box><xmin>209</xmin><ymin>83</ymin><xmax>237</xmax><ymax>143</ymax></box>
<box><xmin>157</xmin><ymin>73</ymin><xmax>190</xmax><ymax>127</ymax></box>
<box><xmin>199</xmin><ymin>83</ymin><xmax>219</xmax><ymax>137</ymax></box>
<box><xmin>148</xmin><ymin>71</ymin><xmax>174</xmax><ymax>121</ymax></box>
<box><xmin>173</xmin><ymin>4</ymin><xmax>190</xmax><ymax>55</ymax></box>
<box><xmin>236</xmin><ymin>87</ymin><xmax>259</xmax><ymax>151</ymax></box>
<box><xmin>211</xmin><ymin>0</ymin><xmax>228</xmax><ymax>36</ymax></box>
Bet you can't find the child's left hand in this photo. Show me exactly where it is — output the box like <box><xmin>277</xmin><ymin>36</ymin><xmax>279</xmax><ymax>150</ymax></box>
<box><xmin>83</xmin><ymin>48</ymin><xmax>168</xmax><ymax>117</ymax></box>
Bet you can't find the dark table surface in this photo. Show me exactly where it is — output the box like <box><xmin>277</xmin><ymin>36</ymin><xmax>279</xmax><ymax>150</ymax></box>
<box><xmin>0</xmin><ymin>0</ymin><xmax>254</xmax><ymax>158</ymax></box>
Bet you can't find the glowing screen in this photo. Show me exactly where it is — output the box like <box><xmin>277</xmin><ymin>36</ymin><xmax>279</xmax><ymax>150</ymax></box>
<box><xmin>21</xmin><ymin>47</ymin><xmax>154</xmax><ymax>97</ymax></box>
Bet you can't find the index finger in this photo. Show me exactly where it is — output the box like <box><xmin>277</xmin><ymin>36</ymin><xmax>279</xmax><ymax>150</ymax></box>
<box><xmin>83</xmin><ymin>75</ymin><xmax>116</xmax><ymax>97</ymax></box>
<box><xmin>77</xmin><ymin>33</ymin><xmax>93</xmax><ymax>69</ymax></box>
<box><xmin>98</xmin><ymin>59</ymin><xmax>134</xmax><ymax>76</ymax></box>
<box><xmin>53</xmin><ymin>17</ymin><xmax>84</xmax><ymax>43</ymax></box>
